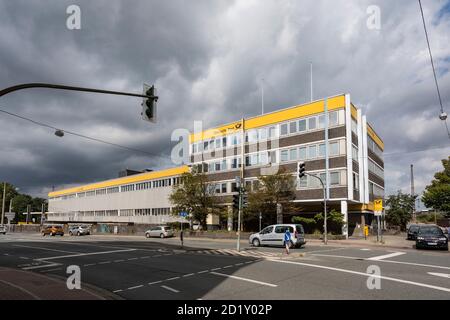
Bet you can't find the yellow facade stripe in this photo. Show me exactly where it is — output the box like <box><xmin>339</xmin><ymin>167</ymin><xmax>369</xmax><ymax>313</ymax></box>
<box><xmin>189</xmin><ymin>95</ymin><xmax>346</xmax><ymax>143</ymax></box>
<box><xmin>367</xmin><ymin>123</ymin><xmax>384</xmax><ymax>151</ymax></box>
<box><xmin>48</xmin><ymin>166</ymin><xmax>189</xmax><ymax>198</ymax></box>
<box><xmin>351</xmin><ymin>104</ymin><xmax>358</xmax><ymax>120</ymax></box>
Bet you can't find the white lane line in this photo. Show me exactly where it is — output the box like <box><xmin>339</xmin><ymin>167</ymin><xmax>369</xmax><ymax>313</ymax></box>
<box><xmin>235</xmin><ymin>263</ymin><xmax>244</xmax><ymax>266</ymax></box>
<box><xmin>36</xmin><ymin>248</ymin><xmax>136</xmax><ymax>261</ymax></box>
<box><xmin>197</xmin><ymin>270</ymin><xmax>209</xmax><ymax>274</ymax></box>
<box><xmin>268</xmin><ymin>259</ymin><xmax>450</xmax><ymax>293</ymax></box>
<box><xmin>113</xmin><ymin>289</ymin><xmax>123</xmax><ymax>293</ymax></box>
<box><xmin>140</xmin><ymin>256</ymin><xmax>150</xmax><ymax>259</ymax></box>
<box><xmin>428</xmin><ymin>272</ymin><xmax>450</xmax><ymax>279</ymax></box>
<box><xmin>166</xmin><ymin>277</ymin><xmax>180</xmax><ymax>281</ymax></box>
<box><xmin>127</xmin><ymin>258</ymin><xmax>138</xmax><ymax>261</ymax></box>
<box><xmin>114</xmin><ymin>260</ymin><xmax>125</xmax><ymax>263</ymax></box>
<box><xmin>161</xmin><ymin>285</ymin><xmax>179</xmax><ymax>293</ymax></box>
<box><xmin>210</xmin><ymin>272</ymin><xmax>278</xmax><ymax>288</ymax></box>
<box><xmin>13</xmin><ymin>244</ymin><xmax>78</xmax><ymax>254</ymax></box>
<box><xmin>223</xmin><ymin>265</ymin><xmax>233</xmax><ymax>269</ymax></box>
<box><xmin>210</xmin><ymin>267</ymin><xmax>222</xmax><ymax>271</ymax></box>
<box><xmin>183</xmin><ymin>273</ymin><xmax>195</xmax><ymax>278</ymax></box>
<box><xmin>360</xmin><ymin>249</ymin><xmax>371</xmax><ymax>251</ymax></box>
<box><xmin>98</xmin><ymin>261</ymin><xmax>111</xmax><ymax>264</ymax></box>
<box><xmin>148</xmin><ymin>280</ymin><xmax>163</xmax><ymax>285</ymax></box>
<box><xmin>22</xmin><ymin>263</ymin><xmax>61</xmax><ymax>270</ymax></box>
<box><xmin>367</xmin><ymin>252</ymin><xmax>406</xmax><ymax>261</ymax></box>
<box><xmin>127</xmin><ymin>285</ymin><xmax>144</xmax><ymax>290</ymax></box>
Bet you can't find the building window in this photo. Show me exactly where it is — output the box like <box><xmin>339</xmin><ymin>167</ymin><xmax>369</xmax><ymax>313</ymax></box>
<box><xmin>289</xmin><ymin>121</ymin><xmax>297</xmax><ymax>134</ymax></box>
<box><xmin>281</xmin><ymin>150</ymin><xmax>289</xmax><ymax>162</ymax></box>
<box><xmin>353</xmin><ymin>173</ymin><xmax>359</xmax><ymax>191</ymax></box>
<box><xmin>215</xmin><ymin>138</ymin><xmax>222</xmax><ymax>149</ymax></box>
<box><xmin>329</xmin><ymin>111</ymin><xmax>338</xmax><ymax>126</ymax></box>
<box><xmin>308</xmin><ymin>117</ymin><xmax>317</xmax><ymax>130</ymax></box>
<box><xmin>289</xmin><ymin>148</ymin><xmax>297</xmax><ymax>161</ymax></box>
<box><xmin>298</xmin><ymin>176</ymin><xmax>307</xmax><ymax>188</ymax></box>
<box><xmin>221</xmin><ymin>183</ymin><xmax>227</xmax><ymax>193</ymax></box>
<box><xmin>330</xmin><ymin>142</ymin><xmax>339</xmax><ymax>156</ymax></box>
<box><xmin>308</xmin><ymin>145</ymin><xmax>317</xmax><ymax>158</ymax></box>
<box><xmin>330</xmin><ymin>172</ymin><xmax>340</xmax><ymax>185</ymax></box>
<box><xmin>318</xmin><ymin>143</ymin><xmax>326</xmax><ymax>157</ymax></box>
<box><xmin>351</xmin><ymin>119</ymin><xmax>358</xmax><ymax>134</ymax></box>
<box><xmin>318</xmin><ymin>115</ymin><xmax>325</xmax><ymax>129</ymax></box>
<box><xmin>268</xmin><ymin>126</ymin><xmax>277</xmax><ymax>138</ymax></box>
<box><xmin>299</xmin><ymin>147</ymin><xmax>307</xmax><ymax>160</ymax></box>
<box><xmin>298</xmin><ymin>119</ymin><xmax>306</xmax><ymax>132</ymax></box>
<box><xmin>280</xmin><ymin>123</ymin><xmax>288</xmax><ymax>136</ymax></box>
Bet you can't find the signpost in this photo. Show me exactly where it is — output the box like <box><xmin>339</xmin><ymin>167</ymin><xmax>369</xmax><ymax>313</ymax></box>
<box><xmin>179</xmin><ymin>211</ymin><xmax>188</xmax><ymax>247</ymax></box>
<box><xmin>374</xmin><ymin>199</ymin><xmax>383</xmax><ymax>242</ymax></box>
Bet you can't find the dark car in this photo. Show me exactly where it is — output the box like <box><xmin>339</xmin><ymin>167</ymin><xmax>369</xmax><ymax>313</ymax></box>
<box><xmin>416</xmin><ymin>225</ymin><xmax>448</xmax><ymax>250</ymax></box>
<box><xmin>407</xmin><ymin>224</ymin><xmax>420</xmax><ymax>240</ymax></box>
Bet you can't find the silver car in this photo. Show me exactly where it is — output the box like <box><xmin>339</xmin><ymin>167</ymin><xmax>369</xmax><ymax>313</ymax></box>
<box><xmin>68</xmin><ymin>225</ymin><xmax>90</xmax><ymax>236</ymax></box>
<box><xmin>145</xmin><ymin>226</ymin><xmax>174</xmax><ymax>238</ymax></box>
<box><xmin>249</xmin><ymin>224</ymin><xmax>306</xmax><ymax>248</ymax></box>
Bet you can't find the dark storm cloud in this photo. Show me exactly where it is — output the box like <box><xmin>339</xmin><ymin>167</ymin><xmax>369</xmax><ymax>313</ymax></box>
<box><xmin>0</xmin><ymin>0</ymin><xmax>449</xmax><ymax>199</ymax></box>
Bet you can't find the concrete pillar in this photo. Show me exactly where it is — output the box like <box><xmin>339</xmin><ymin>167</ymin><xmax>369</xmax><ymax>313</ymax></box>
<box><xmin>227</xmin><ymin>205</ymin><xmax>233</xmax><ymax>231</ymax></box>
<box><xmin>341</xmin><ymin>200</ymin><xmax>348</xmax><ymax>239</ymax></box>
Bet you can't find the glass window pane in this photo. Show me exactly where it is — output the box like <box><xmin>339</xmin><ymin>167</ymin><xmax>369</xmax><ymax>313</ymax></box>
<box><xmin>281</xmin><ymin>150</ymin><xmax>288</xmax><ymax>162</ymax></box>
<box><xmin>260</xmin><ymin>152</ymin><xmax>268</xmax><ymax>165</ymax></box>
<box><xmin>318</xmin><ymin>115</ymin><xmax>325</xmax><ymax>129</ymax></box>
<box><xmin>204</xmin><ymin>141</ymin><xmax>209</xmax><ymax>151</ymax></box>
<box><xmin>308</xmin><ymin>117</ymin><xmax>317</xmax><ymax>130</ymax></box>
<box><xmin>308</xmin><ymin>145</ymin><xmax>317</xmax><ymax>158</ymax></box>
<box><xmin>289</xmin><ymin>148</ymin><xmax>297</xmax><ymax>161</ymax></box>
<box><xmin>222</xmin><ymin>137</ymin><xmax>227</xmax><ymax>147</ymax></box>
<box><xmin>215</xmin><ymin>138</ymin><xmax>221</xmax><ymax>149</ymax></box>
<box><xmin>318</xmin><ymin>144</ymin><xmax>325</xmax><ymax>157</ymax></box>
<box><xmin>329</xmin><ymin>111</ymin><xmax>338</xmax><ymax>126</ymax></box>
<box><xmin>280</xmin><ymin>123</ymin><xmax>288</xmax><ymax>136</ymax></box>
<box><xmin>330</xmin><ymin>142</ymin><xmax>339</xmax><ymax>156</ymax></box>
<box><xmin>299</xmin><ymin>147</ymin><xmax>307</xmax><ymax>160</ymax></box>
<box><xmin>259</xmin><ymin>128</ymin><xmax>267</xmax><ymax>141</ymax></box>
<box><xmin>299</xmin><ymin>176</ymin><xmax>307</xmax><ymax>188</ymax></box>
<box><xmin>330</xmin><ymin>172</ymin><xmax>339</xmax><ymax>185</ymax></box>
<box><xmin>289</xmin><ymin>121</ymin><xmax>297</xmax><ymax>134</ymax></box>
<box><xmin>269</xmin><ymin>126</ymin><xmax>277</xmax><ymax>138</ymax></box>
<box><xmin>298</xmin><ymin>119</ymin><xmax>306</xmax><ymax>132</ymax></box>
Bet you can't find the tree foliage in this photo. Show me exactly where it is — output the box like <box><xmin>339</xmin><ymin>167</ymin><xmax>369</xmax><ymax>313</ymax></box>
<box><xmin>169</xmin><ymin>171</ymin><xmax>220</xmax><ymax>229</ymax></box>
<box><xmin>245</xmin><ymin>168</ymin><xmax>297</xmax><ymax>227</ymax></box>
<box><xmin>422</xmin><ymin>156</ymin><xmax>450</xmax><ymax>216</ymax></box>
<box><xmin>385</xmin><ymin>191</ymin><xmax>416</xmax><ymax>231</ymax></box>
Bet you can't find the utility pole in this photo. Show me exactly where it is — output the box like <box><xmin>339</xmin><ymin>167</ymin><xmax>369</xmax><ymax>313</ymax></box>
<box><xmin>1</xmin><ymin>182</ymin><xmax>6</xmax><ymax>226</ymax></box>
<box><xmin>411</xmin><ymin>164</ymin><xmax>416</xmax><ymax>222</ymax></box>
<box><xmin>237</xmin><ymin>118</ymin><xmax>245</xmax><ymax>252</ymax></box>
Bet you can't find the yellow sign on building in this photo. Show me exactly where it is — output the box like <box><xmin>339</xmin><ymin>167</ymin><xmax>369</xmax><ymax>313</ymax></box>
<box><xmin>374</xmin><ymin>199</ymin><xmax>383</xmax><ymax>212</ymax></box>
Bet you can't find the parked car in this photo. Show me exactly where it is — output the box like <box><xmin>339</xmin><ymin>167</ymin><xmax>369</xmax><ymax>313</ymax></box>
<box><xmin>42</xmin><ymin>225</ymin><xmax>64</xmax><ymax>236</ymax></box>
<box><xmin>249</xmin><ymin>224</ymin><xmax>306</xmax><ymax>248</ymax></box>
<box><xmin>416</xmin><ymin>225</ymin><xmax>448</xmax><ymax>250</ymax></box>
<box><xmin>0</xmin><ymin>225</ymin><xmax>7</xmax><ymax>235</ymax></box>
<box><xmin>145</xmin><ymin>226</ymin><xmax>174</xmax><ymax>238</ymax></box>
<box><xmin>68</xmin><ymin>225</ymin><xmax>90</xmax><ymax>236</ymax></box>
<box><xmin>406</xmin><ymin>224</ymin><xmax>420</xmax><ymax>240</ymax></box>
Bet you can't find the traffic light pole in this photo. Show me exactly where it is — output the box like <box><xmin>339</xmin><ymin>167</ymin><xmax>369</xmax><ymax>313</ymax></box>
<box><xmin>306</xmin><ymin>173</ymin><xmax>328</xmax><ymax>245</ymax></box>
<box><xmin>0</xmin><ymin>83</ymin><xmax>157</xmax><ymax>100</ymax></box>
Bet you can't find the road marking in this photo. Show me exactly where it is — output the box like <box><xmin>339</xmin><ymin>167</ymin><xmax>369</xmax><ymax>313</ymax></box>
<box><xmin>360</xmin><ymin>249</ymin><xmax>371</xmax><ymax>251</ymax></box>
<box><xmin>197</xmin><ymin>270</ymin><xmax>209</xmax><ymax>274</ymax></box>
<box><xmin>312</xmin><ymin>254</ymin><xmax>365</xmax><ymax>260</ymax></box>
<box><xmin>83</xmin><ymin>263</ymin><xmax>96</xmax><ymax>267</ymax></box>
<box><xmin>127</xmin><ymin>258</ymin><xmax>138</xmax><ymax>261</ymax></box>
<box><xmin>127</xmin><ymin>285</ymin><xmax>144</xmax><ymax>290</ymax></box>
<box><xmin>22</xmin><ymin>263</ymin><xmax>61</xmax><ymax>270</ymax></box>
<box><xmin>223</xmin><ymin>265</ymin><xmax>233</xmax><ymax>269</ymax></box>
<box><xmin>428</xmin><ymin>272</ymin><xmax>450</xmax><ymax>279</ymax></box>
<box><xmin>161</xmin><ymin>285</ymin><xmax>179</xmax><ymax>293</ymax></box>
<box><xmin>366</xmin><ymin>252</ymin><xmax>406</xmax><ymax>261</ymax></box>
<box><xmin>19</xmin><ymin>257</ymin><xmax>30</xmax><ymax>260</ymax></box>
<box><xmin>148</xmin><ymin>280</ymin><xmax>163</xmax><ymax>285</ymax></box>
<box><xmin>36</xmin><ymin>248</ymin><xmax>136</xmax><ymax>261</ymax></box>
<box><xmin>13</xmin><ymin>244</ymin><xmax>78</xmax><ymax>254</ymax></box>
<box><xmin>113</xmin><ymin>289</ymin><xmax>123</xmax><ymax>293</ymax></box>
<box><xmin>98</xmin><ymin>261</ymin><xmax>111</xmax><ymax>264</ymax></box>
<box><xmin>183</xmin><ymin>273</ymin><xmax>195</xmax><ymax>277</ymax></box>
<box><xmin>0</xmin><ymin>280</ymin><xmax>41</xmax><ymax>300</ymax></box>
<box><xmin>235</xmin><ymin>263</ymin><xmax>244</xmax><ymax>266</ymax></box>
<box><xmin>210</xmin><ymin>272</ymin><xmax>278</xmax><ymax>287</ymax></box>
<box><xmin>268</xmin><ymin>259</ymin><xmax>450</xmax><ymax>293</ymax></box>
<box><xmin>211</xmin><ymin>267</ymin><xmax>222</xmax><ymax>271</ymax></box>
<box><xmin>140</xmin><ymin>256</ymin><xmax>150</xmax><ymax>259</ymax></box>
<box><xmin>166</xmin><ymin>277</ymin><xmax>180</xmax><ymax>281</ymax></box>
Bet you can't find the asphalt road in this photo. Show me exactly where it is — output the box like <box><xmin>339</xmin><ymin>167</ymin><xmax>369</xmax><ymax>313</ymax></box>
<box><xmin>0</xmin><ymin>233</ymin><xmax>449</xmax><ymax>300</ymax></box>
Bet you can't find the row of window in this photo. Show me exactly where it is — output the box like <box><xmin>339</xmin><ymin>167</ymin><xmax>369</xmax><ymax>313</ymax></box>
<box><xmin>369</xmin><ymin>182</ymin><xmax>384</xmax><ymax>198</ymax></box>
<box><xmin>280</xmin><ymin>141</ymin><xmax>340</xmax><ymax>163</ymax></box>
<box><xmin>297</xmin><ymin>171</ymin><xmax>342</xmax><ymax>189</ymax></box>
<box><xmin>53</xmin><ymin>177</ymin><xmax>183</xmax><ymax>201</ymax></box>
<box><xmin>191</xmin><ymin>111</ymin><xmax>341</xmax><ymax>154</ymax></box>
<box><xmin>135</xmin><ymin>208</ymin><xmax>171</xmax><ymax>216</ymax></box>
<box><xmin>368</xmin><ymin>136</ymin><xmax>383</xmax><ymax>158</ymax></box>
<box><xmin>368</xmin><ymin>159</ymin><xmax>384</xmax><ymax>178</ymax></box>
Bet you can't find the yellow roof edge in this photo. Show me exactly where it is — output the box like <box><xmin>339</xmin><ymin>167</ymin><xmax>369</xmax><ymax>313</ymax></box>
<box><xmin>367</xmin><ymin>122</ymin><xmax>384</xmax><ymax>151</ymax></box>
<box><xmin>190</xmin><ymin>94</ymin><xmax>347</xmax><ymax>143</ymax></box>
<box><xmin>48</xmin><ymin>165</ymin><xmax>190</xmax><ymax>198</ymax></box>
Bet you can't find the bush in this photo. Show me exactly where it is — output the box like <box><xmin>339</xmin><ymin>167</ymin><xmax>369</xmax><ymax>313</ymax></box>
<box><xmin>291</xmin><ymin>216</ymin><xmax>316</xmax><ymax>233</ymax></box>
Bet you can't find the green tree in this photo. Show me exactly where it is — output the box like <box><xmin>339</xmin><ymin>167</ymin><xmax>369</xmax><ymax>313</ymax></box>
<box><xmin>0</xmin><ymin>182</ymin><xmax>20</xmax><ymax>223</ymax></box>
<box><xmin>313</xmin><ymin>210</ymin><xmax>345</xmax><ymax>235</ymax></box>
<box><xmin>169</xmin><ymin>171</ymin><xmax>220</xmax><ymax>229</ymax></box>
<box><xmin>422</xmin><ymin>156</ymin><xmax>450</xmax><ymax>216</ymax></box>
<box><xmin>385</xmin><ymin>191</ymin><xmax>416</xmax><ymax>231</ymax></box>
<box><xmin>245</xmin><ymin>168</ymin><xmax>297</xmax><ymax>227</ymax></box>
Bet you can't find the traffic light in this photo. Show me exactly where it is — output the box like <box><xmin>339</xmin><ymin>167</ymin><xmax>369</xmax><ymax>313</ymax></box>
<box><xmin>141</xmin><ymin>84</ymin><xmax>158</xmax><ymax>123</ymax></box>
<box><xmin>242</xmin><ymin>193</ymin><xmax>248</xmax><ymax>208</ymax></box>
<box><xmin>297</xmin><ymin>162</ymin><xmax>306</xmax><ymax>179</ymax></box>
<box><xmin>232</xmin><ymin>194</ymin><xmax>239</xmax><ymax>210</ymax></box>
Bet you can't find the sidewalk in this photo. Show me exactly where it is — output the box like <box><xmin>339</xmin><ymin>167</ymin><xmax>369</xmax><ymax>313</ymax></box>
<box><xmin>0</xmin><ymin>267</ymin><xmax>117</xmax><ymax>300</ymax></box>
<box><xmin>307</xmin><ymin>235</ymin><xmax>416</xmax><ymax>250</ymax></box>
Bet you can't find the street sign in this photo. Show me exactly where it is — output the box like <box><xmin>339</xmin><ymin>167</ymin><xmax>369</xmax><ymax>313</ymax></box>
<box><xmin>179</xmin><ymin>211</ymin><xmax>188</xmax><ymax>217</ymax></box>
<box><xmin>374</xmin><ymin>199</ymin><xmax>383</xmax><ymax>212</ymax></box>
<box><xmin>5</xmin><ymin>212</ymin><xmax>15</xmax><ymax>219</ymax></box>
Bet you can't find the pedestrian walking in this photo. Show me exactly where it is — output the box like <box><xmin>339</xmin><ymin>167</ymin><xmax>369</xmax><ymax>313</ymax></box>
<box><xmin>284</xmin><ymin>228</ymin><xmax>292</xmax><ymax>255</ymax></box>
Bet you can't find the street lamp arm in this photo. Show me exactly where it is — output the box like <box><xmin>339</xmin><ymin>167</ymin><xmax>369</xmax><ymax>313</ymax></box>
<box><xmin>0</xmin><ymin>83</ymin><xmax>157</xmax><ymax>99</ymax></box>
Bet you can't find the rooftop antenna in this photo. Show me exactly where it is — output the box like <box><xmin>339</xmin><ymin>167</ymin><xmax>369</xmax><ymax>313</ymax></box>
<box><xmin>261</xmin><ymin>78</ymin><xmax>264</xmax><ymax>115</ymax></box>
<box><xmin>310</xmin><ymin>62</ymin><xmax>313</xmax><ymax>102</ymax></box>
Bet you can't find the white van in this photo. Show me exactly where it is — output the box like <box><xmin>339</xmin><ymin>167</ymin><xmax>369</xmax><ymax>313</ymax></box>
<box><xmin>249</xmin><ymin>224</ymin><xmax>306</xmax><ymax>248</ymax></box>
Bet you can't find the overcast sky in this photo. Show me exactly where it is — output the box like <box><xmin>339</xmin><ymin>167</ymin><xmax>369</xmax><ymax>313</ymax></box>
<box><xmin>0</xmin><ymin>0</ymin><xmax>449</xmax><ymax>207</ymax></box>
